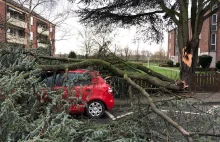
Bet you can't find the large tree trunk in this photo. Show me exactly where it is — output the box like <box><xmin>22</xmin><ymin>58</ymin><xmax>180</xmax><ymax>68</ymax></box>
<box><xmin>178</xmin><ymin>0</ymin><xmax>204</xmax><ymax>82</ymax></box>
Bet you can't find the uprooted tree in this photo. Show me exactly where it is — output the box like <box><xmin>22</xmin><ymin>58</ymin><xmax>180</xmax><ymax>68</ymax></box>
<box><xmin>1</xmin><ymin>47</ymin><xmax>220</xmax><ymax>142</ymax></box>
<box><xmin>71</xmin><ymin>0</ymin><xmax>220</xmax><ymax>81</ymax></box>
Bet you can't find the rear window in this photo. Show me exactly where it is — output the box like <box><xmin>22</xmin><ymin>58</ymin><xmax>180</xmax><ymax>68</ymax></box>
<box><xmin>67</xmin><ymin>73</ymin><xmax>91</xmax><ymax>86</ymax></box>
<box><xmin>42</xmin><ymin>72</ymin><xmax>92</xmax><ymax>87</ymax></box>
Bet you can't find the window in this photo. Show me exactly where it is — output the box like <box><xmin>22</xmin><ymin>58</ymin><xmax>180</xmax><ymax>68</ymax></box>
<box><xmin>18</xmin><ymin>30</ymin><xmax>25</xmax><ymax>37</ymax></box>
<box><xmin>169</xmin><ymin>43</ymin><xmax>171</xmax><ymax>49</ymax></box>
<box><xmin>31</xmin><ymin>17</ymin><xmax>33</xmax><ymax>25</ymax></box>
<box><xmin>43</xmin><ymin>76</ymin><xmax>54</xmax><ymax>87</ymax></box>
<box><xmin>43</xmin><ymin>72</ymin><xmax>91</xmax><ymax>87</ymax></box>
<box><xmin>212</xmin><ymin>5</ymin><xmax>218</xmax><ymax>11</ymax></box>
<box><xmin>211</xmin><ymin>33</ymin><xmax>216</xmax><ymax>51</ymax></box>
<box><xmin>30</xmin><ymin>32</ymin><xmax>33</xmax><ymax>40</ymax></box>
<box><xmin>38</xmin><ymin>34</ymin><xmax>48</xmax><ymax>43</ymax></box>
<box><xmin>8</xmin><ymin>28</ymin><xmax>25</xmax><ymax>37</ymax></box>
<box><xmin>38</xmin><ymin>23</ymin><xmax>47</xmax><ymax>30</ymax></box>
<box><xmin>67</xmin><ymin>73</ymin><xmax>91</xmax><ymax>86</ymax></box>
<box><xmin>169</xmin><ymin>33</ymin><xmax>171</xmax><ymax>39</ymax></box>
<box><xmin>55</xmin><ymin>73</ymin><xmax>65</xmax><ymax>86</ymax></box>
<box><xmin>211</xmin><ymin>14</ymin><xmax>217</xmax><ymax>31</ymax></box>
<box><xmin>8</xmin><ymin>8</ymin><xmax>25</xmax><ymax>21</ymax></box>
<box><xmin>9</xmin><ymin>29</ymin><xmax>16</xmax><ymax>36</ymax></box>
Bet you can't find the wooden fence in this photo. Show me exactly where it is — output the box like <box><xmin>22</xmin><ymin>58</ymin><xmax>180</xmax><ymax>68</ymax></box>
<box><xmin>112</xmin><ymin>73</ymin><xmax>220</xmax><ymax>97</ymax></box>
<box><xmin>134</xmin><ymin>73</ymin><xmax>220</xmax><ymax>92</ymax></box>
<box><xmin>187</xmin><ymin>73</ymin><xmax>220</xmax><ymax>92</ymax></box>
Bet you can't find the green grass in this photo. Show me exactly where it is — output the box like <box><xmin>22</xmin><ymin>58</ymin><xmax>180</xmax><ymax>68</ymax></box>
<box><xmin>148</xmin><ymin>66</ymin><xmax>180</xmax><ymax>80</ymax></box>
<box><xmin>136</xmin><ymin>62</ymin><xmax>216</xmax><ymax>80</ymax></box>
<box><xmin>142</xmin><ymin>63</ymin><xmax>179</xmax><ymax>80</ymax></box>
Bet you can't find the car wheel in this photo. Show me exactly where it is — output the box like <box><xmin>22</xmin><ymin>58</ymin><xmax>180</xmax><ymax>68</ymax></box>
<box><xmin>86</xmin><ymin>100</ymin><xmax>105</xmax><ymax>118</ymax></box>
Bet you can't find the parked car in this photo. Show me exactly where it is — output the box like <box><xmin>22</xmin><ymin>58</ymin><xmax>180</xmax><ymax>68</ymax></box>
<box><xmin>42</xmin><ymin>69</ymin><xmax>114</xmax><ymax>118</ymax></box>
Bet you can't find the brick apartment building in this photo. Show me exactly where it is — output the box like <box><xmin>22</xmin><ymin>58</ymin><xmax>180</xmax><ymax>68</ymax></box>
<box><xmin>0</xmin><ymin>0</ymin><xmax>55</xmax><ymax>54</ymax></box>
<box><xmin>168</xmin><ymin>12</ymin><xmax>220</xmax><ymax>68</ymax></box>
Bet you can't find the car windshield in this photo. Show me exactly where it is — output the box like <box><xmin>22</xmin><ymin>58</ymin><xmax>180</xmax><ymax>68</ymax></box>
<box><xmin>43</xmin><ymin>72</ymin><xmax>91</xmax><ymax>87</ymax></box>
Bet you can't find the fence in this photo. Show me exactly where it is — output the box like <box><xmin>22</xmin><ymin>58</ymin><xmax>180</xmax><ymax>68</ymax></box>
<box><xmin>187</xmin><ymin>73</ymin><xmax>220</xmax><ymax>92</ymax></box>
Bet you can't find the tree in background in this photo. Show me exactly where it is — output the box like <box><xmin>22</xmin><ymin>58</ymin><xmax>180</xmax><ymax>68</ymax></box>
<box><xmin>123</xmin><ymin>46</ymin><xmax>131</xmax><ymax>61</ymax></box>
<box><xmin>78</xmin><ymin>28</ymin><xmax>95</xmax><ymax>59</ymax></box>
<box><xmin>151</xmin><ymin>47</ymin><xmax>167</xmax><ymax>61</ymax></box>
<box><xmin>72</xmin><ymin>0</ymin><xmax>220</xmax><ymax>81</ymax></box>
<box><xmin>141</xmin><ymin>49</ymin><xmax>151</xmax><ymax>61</ymax></box>
<box><xmin>68</xmin><ymin>51</ymin><xmax>77</xmax><ymax>58</ymax></box>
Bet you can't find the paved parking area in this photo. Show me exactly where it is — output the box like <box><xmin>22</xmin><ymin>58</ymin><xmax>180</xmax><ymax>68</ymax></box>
<box><xmin>84</xmin><ymin>93</ymin><xmax>220</xmax><ymax>124</ymax></box>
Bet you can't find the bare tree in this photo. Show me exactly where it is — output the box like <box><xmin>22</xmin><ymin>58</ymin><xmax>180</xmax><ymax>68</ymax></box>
<box><xmin>72</xmin><ymin>0</ymin><xmax>220</xmax><ymax>82</ymax></box>
<box><xmin>141</xmin><ymin>49</ymin><xmax>146</xmax><ymax>61</ymax></box>
<box><xmin>123</xmin><ymin>46</ymin><xmax>131</xmax><ymax>61</ymax></box>
<box><xmin>151</xmin><ymin>47</ymin><xmax>167</xmax><ymax>61</ymax></box>
<box><xmin>116</xmin><ymin>46</ymin><xmax>123</xmax><ymax>58</ymax></box>
<box><xmin>135</xmin><ymin>39</ymin><xmax>141</xmax><ymax>61</ymax></box>
<box><xmin>78</xmin><ymin>28</ymin><xmax>95</xmax><ymax>58</ymax></box>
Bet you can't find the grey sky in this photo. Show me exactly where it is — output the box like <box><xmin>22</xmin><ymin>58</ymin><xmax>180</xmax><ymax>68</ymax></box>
<box><xmin>27</xmin><ymin>0</ymin><xmax>168</xmax><ymax>55</ymax></box>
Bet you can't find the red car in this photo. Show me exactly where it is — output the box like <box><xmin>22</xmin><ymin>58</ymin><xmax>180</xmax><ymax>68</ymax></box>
<box><xmin>42</xmin><ymin>69</ymin><xmax>114</xmax><ymax>118</ymax></box>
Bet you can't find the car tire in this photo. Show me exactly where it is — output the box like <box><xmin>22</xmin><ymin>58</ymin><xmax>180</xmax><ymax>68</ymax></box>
<box><xmin>86</xmin><ymin>100</ymin><xmax>105</xmax><ymax>118</ymax></box>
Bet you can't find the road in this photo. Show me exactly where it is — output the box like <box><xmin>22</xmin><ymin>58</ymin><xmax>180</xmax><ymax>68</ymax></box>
<box><xmin>73</xmin><ymin>93</ymin><xmax>220</xmax><ymax>124</ymax></box>
<box><xmin>90</xmin><ymin>101</ymin><xmax>220</xmax><ymax>124</ymax></box>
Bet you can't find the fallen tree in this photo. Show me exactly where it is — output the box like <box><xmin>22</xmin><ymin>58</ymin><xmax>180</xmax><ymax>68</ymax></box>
<box><xmin>1</xmin><ymin>47</ymin><xmax>220</xmax><ymax>142</ymax></box>
<box><xmin>36</xmin><ymin>59</ymin><xmax>180</xmax><ymax>91</ymax></box>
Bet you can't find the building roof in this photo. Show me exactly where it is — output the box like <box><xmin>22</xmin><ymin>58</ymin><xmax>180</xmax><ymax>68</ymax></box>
<box><xmin>4</xmin><ymin>0</ymin><xmax>54</xmax><ymax>25</ymax></box>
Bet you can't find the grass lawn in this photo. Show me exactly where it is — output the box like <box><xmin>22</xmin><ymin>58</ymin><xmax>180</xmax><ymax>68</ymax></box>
<box><xmin>149</xmin><ymin>66</ymin><xmax>180</xmax><ymax>80</ymax></box>
<box><xmin>142</xmin><ymin>63</ymin><xmax>179</xmax><ymax>80</ymax></box>
<box><xmin>136</xmin><ymin>62</ymin><xmax>216</xmax><ymax>80</ymax></box>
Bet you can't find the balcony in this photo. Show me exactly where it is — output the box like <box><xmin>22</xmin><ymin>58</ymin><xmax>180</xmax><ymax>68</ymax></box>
<box><xmin>38</xmin><ymin>43</ymin><xmax>48</xmax><ymax>48</ymax></box>
<box><xmin>7</xmin><ymin>17</ymin><xmax>27</xmax><ymax>29</ymax></box>
<box><xmin>7</xmin><ymin>34</ymin><xmax>27</xmax><ymax>45</ymax></box>
<box><xmin>37</xmin><ymin>27</ymin><xmax>49</xmax><ymax>36</ymax></box>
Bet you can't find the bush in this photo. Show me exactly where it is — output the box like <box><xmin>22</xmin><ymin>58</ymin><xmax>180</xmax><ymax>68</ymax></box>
<box><xmin>216</xmin><ymin>61</ymin><xmax>220</xmax><ymax>69</ymax></box>
<box><xmin>199</xmin><ymin>55</ymin><xmax>213</xmax><ymax>69</ymax></box>
<box><xmin>68</xmin><ymin>51</ymin><xmax>77</xmax><ymax>58</ymax></box>
<box><xmin>176</xmin><ymin>62</ymin><xmax>180</xmax><ymax>67</ymax></box>
<box><xmin>167</xmin><ymin>60</ymin><xmax>174</xmax><ymax>67</ymax></box>
<box><xmin>159</xmin><ymin>64</ymin><xmax>169</xmax><ymax>67</ymax></box>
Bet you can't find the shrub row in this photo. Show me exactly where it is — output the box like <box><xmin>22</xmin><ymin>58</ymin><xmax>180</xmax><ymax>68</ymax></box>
<box><xmin>159</xmin><ymin>60</ymin><xmax>180</xmax><ymax>67</ymax></box>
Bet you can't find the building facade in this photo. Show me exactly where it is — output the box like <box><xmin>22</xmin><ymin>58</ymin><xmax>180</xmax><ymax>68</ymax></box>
<box><xmin>0</xmin><ymin>0</ymin><xmax>55</xmax><ymax>54</ymax></box>
<box><xmin>168</xmin><ymin>12</ymin><xmax>220</xmax><ymax>68</ymax></box>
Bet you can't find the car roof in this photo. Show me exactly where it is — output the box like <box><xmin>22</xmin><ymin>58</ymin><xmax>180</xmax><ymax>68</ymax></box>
<box><xmin>68</xmin><ymin>69</ymin><xmax>88</xmax><ymax>73</ymax></box>
<box><xmin>45</xmin><ymin>69</ymin><xmax>99</xmax><ymax>75</ymax></box>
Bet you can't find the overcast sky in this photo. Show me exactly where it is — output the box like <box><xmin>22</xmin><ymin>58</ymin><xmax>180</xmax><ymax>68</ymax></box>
<box><xmin>45</xmin><ymin>0</ymin><xmax>168</xmax><ymax>55</ymax></box>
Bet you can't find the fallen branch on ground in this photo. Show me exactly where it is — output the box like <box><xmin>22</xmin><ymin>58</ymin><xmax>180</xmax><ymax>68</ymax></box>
<box><xmin>124</xmin><ymin>75</ymin><xmax>194</xmax><ymax>142</ymax></box>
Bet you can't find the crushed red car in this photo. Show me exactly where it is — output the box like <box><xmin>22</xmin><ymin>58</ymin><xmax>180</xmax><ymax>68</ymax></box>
<box><xmin>41</xmin><ymin>69</ymin><xmax>114</xmax><ymax>118</ymax></box>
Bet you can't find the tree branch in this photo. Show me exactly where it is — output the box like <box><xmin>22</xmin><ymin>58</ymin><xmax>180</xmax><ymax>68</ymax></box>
<box><xmin>124</xmin><ymin>76</ymin><xmax>193</xmax><ymax>142</ymax></box>
<box><xmin>190</xmin><ymin>132</ymin><xmax>220</xmax><ymax>137</ymax></box>
<box><xmin>202</xmin><ymin>1</ymin><xmax>220</xmax><ymax>21</ymax></box>
<box><xmin>159</xmin><ymin>1</ymin><xmax>179</xmax><ymax>25</ymax></box>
